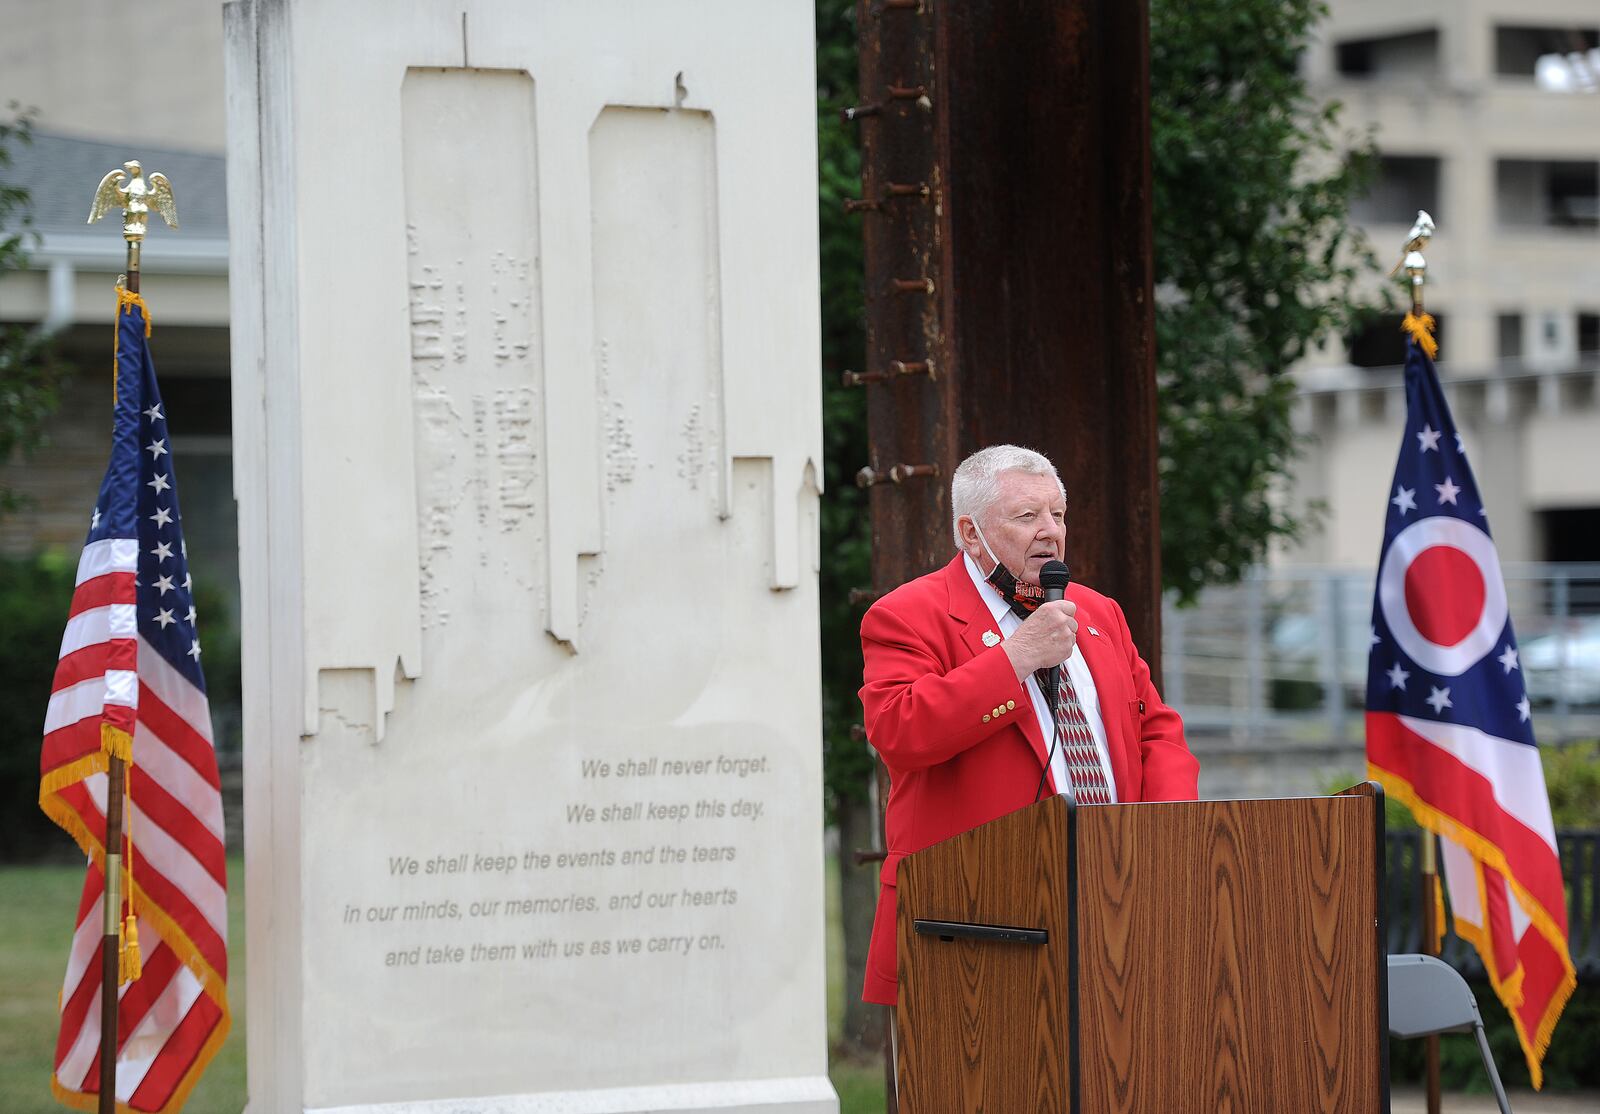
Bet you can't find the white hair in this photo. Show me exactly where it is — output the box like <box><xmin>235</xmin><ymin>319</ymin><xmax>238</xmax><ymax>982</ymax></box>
<box><xmin>950</xmin><ymin>444</ymin><xmax>1065</xmax><ymax>549</ymax></box>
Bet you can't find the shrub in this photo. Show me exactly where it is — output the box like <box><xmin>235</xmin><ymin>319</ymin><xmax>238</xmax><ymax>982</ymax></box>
<box><xmin>1545</xmin><ymin>739</ymin><xmax>1600</xmax><ymax>828</ymax></box>
<box><xmin>0</xmin><ymin>551</ymin><xmax>242</xmax><ymax>860</ymax></box>
<box><xmin>0</xmin><ymin>550</ymin><xmax>78</xmax><ymax>860</ymax></box>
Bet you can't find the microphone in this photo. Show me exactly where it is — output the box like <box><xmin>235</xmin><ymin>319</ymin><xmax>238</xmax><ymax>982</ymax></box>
<box><xmin>1033</xmin><ymin>560</ymin><xmax>1072</xmax><ymax>803</ymax></box>
<box><xmin>1040</xmin><ymin>559</ymin><xmax>1071</xmax><ymax>600</ymax></box>
<box><xmin>1039</xmin><ymin>561</ymin><xmax>1072</xmax><ymax>712</ymax></box>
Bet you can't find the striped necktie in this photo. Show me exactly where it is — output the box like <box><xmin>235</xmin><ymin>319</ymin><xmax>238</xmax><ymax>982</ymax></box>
<box><xmin>1039</xmin><ymin>666</ymin><xmax>1112</xmax><ymax>804</ymax></box>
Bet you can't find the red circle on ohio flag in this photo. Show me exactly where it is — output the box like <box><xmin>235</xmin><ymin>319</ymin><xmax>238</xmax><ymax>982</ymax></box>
<box><xmin>1403</xmin><ymin>546</ymin><xmax>1486</xmax><ymax>646</ymax></box>
<box><xmin>1378</xmin><ymin>517</ymin><xmax>1508</xmax><ymax>676</ymax></box>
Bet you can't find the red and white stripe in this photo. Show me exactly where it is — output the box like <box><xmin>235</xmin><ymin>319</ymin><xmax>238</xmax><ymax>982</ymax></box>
<box><xmin>42</xmin><ymin>539</ymin><xmax>230</xmax><ymax>1112</ymax></box>
<box><xmin>43</xmin><ymin>540</ymin><xmax>140</xmax><ymax>783</ymax></box>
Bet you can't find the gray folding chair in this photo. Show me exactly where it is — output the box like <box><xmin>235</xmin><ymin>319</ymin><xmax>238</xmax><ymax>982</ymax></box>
<box><xmin>1387</xmin><ymin>953</ymin><xmax>1512</xmax><ymax>1113</ymax></box>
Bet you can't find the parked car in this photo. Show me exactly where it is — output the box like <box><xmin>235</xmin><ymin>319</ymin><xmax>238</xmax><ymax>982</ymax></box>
<box><xmin>1521</xmin><ymin>616</ymin><xmax>1600</xmax><ymax>707</ymax></box>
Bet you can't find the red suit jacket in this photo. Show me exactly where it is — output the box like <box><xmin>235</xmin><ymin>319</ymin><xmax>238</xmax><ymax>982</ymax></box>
<box><xmin>858</xmin><ymin>555</ymin><xmax>1199</xmax><ymax>1005</ymax></box>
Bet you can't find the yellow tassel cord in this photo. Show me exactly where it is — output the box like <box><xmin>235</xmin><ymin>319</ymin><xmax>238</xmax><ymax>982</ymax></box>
<box><xmin>119</xmin><ymin>917</ymin><xmax>142</xmax><ymax>984</ymax></box>
<box><xmin>1402</xmin><ymin>312</ymin><xmax>1438</xmax><ymax>360</ymax></box>
<box><xmin>115</xmin><ymin>286</ymin><xmax>152</xmax><ymax>335</ymax></box>
<box><xmin>118</xmin><ymin>759</ymin><xmax>141</xmax><ymax>985</ymax></box>
<box><xmin>109</xmin><ymin>286</ymin><xmax>151</xmax><ymax>985</ymax></box>
<box><xmin>1370</xmin><ymin>763</ymin><xmax>1576</xmax><ymax>1088</ymax></box>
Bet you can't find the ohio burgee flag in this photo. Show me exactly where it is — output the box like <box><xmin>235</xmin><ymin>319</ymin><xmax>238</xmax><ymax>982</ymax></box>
<box><xmin>38</xmin><ymin>289</ymin><xmax>230</xmax><ymax>1112</ymax></box>
<box><xmin>1364</xmin><ymin>317</ymin><xmax>1574</xmax><ymax>1087</ymax></box>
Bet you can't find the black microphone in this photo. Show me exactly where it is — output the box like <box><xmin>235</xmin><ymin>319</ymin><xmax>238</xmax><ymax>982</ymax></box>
<box><xmin>1039</xmin><ymin>560</ymin><xmax>1072</xmax><ymax>712</ymax></box>
<box><xmin>1033</xmin><ymin>560</ymin><xmax>1072</xmax><ymax>803</ymax></box>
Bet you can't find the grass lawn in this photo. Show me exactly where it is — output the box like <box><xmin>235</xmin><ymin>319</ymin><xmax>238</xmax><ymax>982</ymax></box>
<box><xmin>824</xmin><ymin>855</ymin><xmax>889</xmax><ymax>1114</ymax></box>
<box><xmin>0</xmin><ymin>857</ymin><xmax>247</xmax><ymax>1114</ymax></box>
<box><xmin>2</xmin><ymin>852</ymin><xmax>884</xmax><ymax>1113</ymax></box>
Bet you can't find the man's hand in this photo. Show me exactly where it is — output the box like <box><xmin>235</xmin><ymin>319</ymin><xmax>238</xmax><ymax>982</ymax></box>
<box><xmin>1001</xmin><ymin>601</ymin><xmax>1077</xmax><ymax>681</ymax></box>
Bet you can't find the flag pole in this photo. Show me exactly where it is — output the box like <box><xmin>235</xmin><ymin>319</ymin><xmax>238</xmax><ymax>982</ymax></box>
<box><xmin>1420</xmin><ymin>831</ymin><xmax>1442</xmax><ymax>1114</ymax></box>
<box><xmin>1401</xmin><ymin>216</ymin><xmax>1443</xmax><ymax>1114</ymax></box>
<box><xmin>95</xmin><ymin>210</ymin><xmax>138</xmax><ymax>1114</ymax></box>
<box><xmin>86</xmin><ymin>157</ymin><xmax>176</xmax><ymax>1114</ymax></box>
<box><xmin>98</xmin><ymin>758</ymin><xmax>125</xmax><ymax>1114</ymax></box>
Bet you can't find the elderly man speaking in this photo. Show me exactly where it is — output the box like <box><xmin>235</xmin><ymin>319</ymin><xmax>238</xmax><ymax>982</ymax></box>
<box><xmin>857</xmin><ymin>444</ymin><xmax>1199</xmax><ymax>1006</ymax></box>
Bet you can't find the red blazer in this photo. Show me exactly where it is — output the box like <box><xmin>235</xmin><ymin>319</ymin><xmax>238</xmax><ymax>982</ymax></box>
<box><xmin>858</xmin><ymin>555</ymin><xmax>1198</xmax><ymax>1005</ymax></box>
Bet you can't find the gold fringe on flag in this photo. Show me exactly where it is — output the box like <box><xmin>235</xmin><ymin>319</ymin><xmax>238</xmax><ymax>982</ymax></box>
<box><xmin>1402</xmin><ymin>312</ymin><xmax>1438</xmax><ymax>360</ymax></box>
<box><xmin>100</xmin><ymin>722</ymin><xmax>132</xmax><ymax>763</ymax></box>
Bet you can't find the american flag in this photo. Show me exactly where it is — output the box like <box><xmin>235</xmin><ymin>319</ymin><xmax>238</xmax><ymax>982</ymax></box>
<box><xmin>1365</xmin><ymin>319</ymin><xmax>1574</xmax><ymax>1088</ymax></box>
<box><xmin>38</xmin><ymin>290</ymin><xmax>230</xmax><ymax>1113</ymax></box>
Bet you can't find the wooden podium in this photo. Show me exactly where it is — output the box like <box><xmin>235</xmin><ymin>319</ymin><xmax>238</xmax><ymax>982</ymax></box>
<box><xmin>895</xmin><ymin>786</ymin><xmax>1390</xmax><ymax>1112</ymax></box>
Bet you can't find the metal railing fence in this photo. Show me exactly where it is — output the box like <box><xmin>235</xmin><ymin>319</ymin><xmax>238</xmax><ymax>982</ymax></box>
<box><xmin>1164</xmin><ymin>563</ymin><xmax>1600</xmax><ymax>746</ymax></box>
<box><xmin>1386</xmin><ymin>830</ymin><xmax>1600</xmax><ymax>979</ymax></box>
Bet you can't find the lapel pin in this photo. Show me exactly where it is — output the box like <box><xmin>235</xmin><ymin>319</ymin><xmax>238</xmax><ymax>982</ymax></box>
<box><xmin>982</xmin><ymin>630</ymin><xmax>1001</xmax><ymax>647</ymax></box>
<box><xmin>1087</xmin><ymin>627</ymin><xmax>1100</xmax><ymax>637</ymax></box>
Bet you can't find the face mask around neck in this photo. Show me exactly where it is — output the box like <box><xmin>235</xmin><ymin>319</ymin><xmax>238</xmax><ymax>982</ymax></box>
<box><xmin>972</xmin><ymin>519</ymin><xmax>1044</xmax><ymax>620</ymax></box>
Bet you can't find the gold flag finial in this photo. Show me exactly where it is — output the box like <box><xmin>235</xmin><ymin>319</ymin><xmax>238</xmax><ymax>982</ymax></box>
<box><xmin>1390</xmin><ymin>209</ymin><xmax>1434</xmax><ymax>316</ymax></box>
<box><xmin>1395</xmin><ymin>210</ymin><xmax>1439</xmax><ymax>357</ymax></box>
<box><xmin>88</xmin><ymin>160</ymin><xmax>179</xmax><ymax>286</ymax></box>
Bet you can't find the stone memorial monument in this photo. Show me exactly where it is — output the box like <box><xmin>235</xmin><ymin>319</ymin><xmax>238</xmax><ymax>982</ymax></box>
<box><xmin>223</xmin><ymin>2</ymin><xmax>832</xmax><ymax>1110</ymax></box>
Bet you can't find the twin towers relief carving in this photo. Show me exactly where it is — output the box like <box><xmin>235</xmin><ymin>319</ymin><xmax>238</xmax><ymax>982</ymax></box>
<box><xmin>312</xmin><ymin>68</ymin><xmax>817</xmax><ymax>743</ymax></box>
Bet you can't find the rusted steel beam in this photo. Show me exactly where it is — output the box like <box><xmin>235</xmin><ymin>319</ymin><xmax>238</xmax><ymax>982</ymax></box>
<box><xmin>855</xmin><ymin>0</ymin><xmax>1163</xmax><ymax>677</ymax></box>
<box><xmin>854</xmin><ymin>0</ymin><xmax>950</xmax><ymax>610</ymax></box>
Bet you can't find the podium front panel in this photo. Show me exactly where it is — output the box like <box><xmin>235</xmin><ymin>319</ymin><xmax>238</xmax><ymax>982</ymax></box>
<box><xmin>1074</xmin><ymin>795</ymin><xmax>1385</xmax><ymax>1113</ymax></box>
<box><xmin>896</xmin><ymin>798</ymin><xmax>1073</xmax><ymax>1113</ymax></box>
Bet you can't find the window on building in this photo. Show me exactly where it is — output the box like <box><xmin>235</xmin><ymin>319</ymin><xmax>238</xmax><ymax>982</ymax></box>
<box><xmin>1350</xmin><ymin>156</ymin><xmax>1441</xmax><ymax>225</ymax></box>
<box><xmin>1336</xmin><ymin>30</ymin><xmax>1441</xmax><ymax>78</ymax></box>
<box><xmin>1348</xmin><ymin>313</ymin><xmax>1446</xmax><ymax>368</ymax></box>
<box><xmin>1497</xmin><ymin>314</ymin><xmax>1524</xmax><ymax>361</ymax></box>
<box><xmin>1496</xmin><ymin>160</ymin><xmax>1600</xmax><ymax>230</ymax></box>
<box><xmin>1540</xmin><ymin>508</ymin><xmax>1600</xmax><ymax>563</ymax></box>
<box><xmin>1495</xmin><ymin>26</ymin><xmax>1600</xmax><ymax>89</ymax></box>
<box><xmin>1579</xmin><ymin>312</ymin><xmax>1600</xmax><ymax>355</ymax></box>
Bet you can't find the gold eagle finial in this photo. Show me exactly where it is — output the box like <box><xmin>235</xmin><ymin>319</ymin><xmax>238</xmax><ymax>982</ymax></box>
<box><xmin>88</xmin><ymin>160</ymin><xmax>179</xmax><ymax>241</ymax></box>
<box><xmin>1386</xmin><ymin>209</ymin><xmax>1433</xmax><ymax>278</ymax></box>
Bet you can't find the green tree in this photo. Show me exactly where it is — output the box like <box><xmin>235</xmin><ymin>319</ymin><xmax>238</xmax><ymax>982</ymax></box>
<box><xmin>1151</xmin><ymin>0</ymin><xmax>1380</xmax><ymax>602</ymax></box>
<box><xmin>1</xmin><ymin>104</ymin><xmax>65</xmax><ymax>516</ymax></box>
<box><xmin>814</xmin><ymin>0</ymin><xmax>879</xmax><ymax>1056</ymax></box>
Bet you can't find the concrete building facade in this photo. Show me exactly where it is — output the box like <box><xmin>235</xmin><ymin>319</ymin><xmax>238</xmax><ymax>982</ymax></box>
<box><xmin>1289</xmin><ymin>0</ymin><xmax>1600</xmax><ymax>569</ymax></box>
<box><xmin>0</xmin><ymin>0</ymin><xmax>232</xmax><ymax>590</ymax></box>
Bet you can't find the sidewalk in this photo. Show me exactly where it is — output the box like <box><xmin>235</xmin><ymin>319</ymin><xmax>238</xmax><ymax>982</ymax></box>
<box><xmin>1390</xmin><ymin>1088</ymin><xmax>1600</xmax><ymax>1112</ymax></box>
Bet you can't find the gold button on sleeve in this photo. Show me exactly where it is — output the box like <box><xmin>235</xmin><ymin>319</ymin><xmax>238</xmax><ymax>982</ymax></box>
<box><xmin>1006</xmin><ymin>699</ymin><xmax>1016</xmax><ymax>710</ymax></box>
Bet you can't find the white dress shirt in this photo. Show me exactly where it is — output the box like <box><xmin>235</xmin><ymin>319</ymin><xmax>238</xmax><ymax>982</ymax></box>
<box><xmin>962</xmin><ymin>554</ymin><xmax>1119</xmax><ymax>802</ymax></box>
